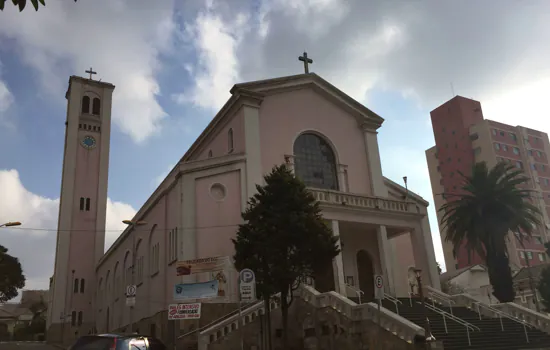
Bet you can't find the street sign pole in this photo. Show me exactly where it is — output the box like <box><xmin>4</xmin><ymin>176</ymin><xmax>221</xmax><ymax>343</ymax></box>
<box><xmin>374</xmin><ymin>275</ymin><xmax>384</xmax><ymax>348</ymax></box>
<box><xmin>238</xmin><ymin>269</ymin><xmax>256</xmax><ymax>350</ymax></box>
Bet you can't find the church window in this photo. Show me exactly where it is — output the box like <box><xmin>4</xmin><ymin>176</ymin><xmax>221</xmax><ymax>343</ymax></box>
<box><xmin>293</xmin><ymin>133</ymin><xmax>339</xmax><ymax>190</ymax></box>
<box><xmin>80</xmin><ymin>279</ymin><xmax>85</xmax><ymax>293</ymax></box>
<box><xmin>150</xmin><ymin>243</ymin><xmax>159</xmax><ymax>275</ymax></box>
<box><xmin>98</xmin><ymin>126</ymin><xmax>101</xmax><ymax>132</ymax></box>
<box><xmin>82</xmin><ymin>96</ymin><xmax>90</xmax><ymax>114</ymax></box>
<box><xmin>78</xmin><ymin>311</ymin><xmax>83</xmax><ymax>326</ymax></box>
<box><xmin>92</xmin><ymin>98</ymin><xmax>101</xmax><ymax>115</ymax></box>
<box><xmin>85</xmin><ymin>198</ymin><xmax>91</xmax><ymax>211</ymax></box>
<box><xmin>74</xmin><ymin>278</ymin><xmax>79</xmax><ymax>293</ymax></box>
<box><xmin>228</xmin><ymin>128</ymin><xmax>234</xmax><ymax>153</ymax></box>
<box><xmin>71</xmin><ymin>311</ymin><xmax>77</xmax><ymax>326</ymax></box>
<box><xmin>168</xmin><ymin>228</ymin><xmax>178</xmax><ymax>263</ymax></box>
<box><xmin>79</xmin><ymin>198</ymin><xmax>85</xmax><ymax>211</ymax></box>
<box><xmin>208</xmin><ymin>150</ymin><xmax>213</xmax><ymax>158</ymax></box>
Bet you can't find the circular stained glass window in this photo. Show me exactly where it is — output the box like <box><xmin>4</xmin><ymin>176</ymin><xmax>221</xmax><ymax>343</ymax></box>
<box><xmin>81</xmin><ymin>135</ymin><xmax>97</xmax><ymax>150</ymax></box>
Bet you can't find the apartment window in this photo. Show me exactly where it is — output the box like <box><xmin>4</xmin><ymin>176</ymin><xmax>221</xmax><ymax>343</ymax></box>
<box><xmin>540</xmin><ymin>253</ymin><xmax>546</xmax><ymax>262</ymax></box>
<box><xmin>520</xmin><ymin>251</ymin><xmax>525</xmax><ymax>259</ymax></box>
<box><xmin>502</xmin><ymin>144</ymin><xmax>508</xmax><ymax>151</ymax></box>
<box><xmin>474</xmin><ymin>147</ymin><xmax>481</xmax><ymax>155</ymax></box>
<box><xmin>470</xmin><ymin>133</ymin><xmax>479</xmax><ymax>141</ymax></box>
<box><xmin>527</xmin><ymin>251</ymin><xmax>533</xmax><ymax>260</ymax></box>
<box><xmin>500</xmin><ymin>131</ymin><xmax>505</xmax><ymax>137</ymax></box>
<box><xmin>545</xmin><ymin>178</ymin><xmax>549</xmax><ymax>186</ymax></box>
<box><xmin>513</xmin><ymin>147</ymin><xmax>520</xmax><ymax>155</ymax></box>
<box><xmin>492</xmin><ymin>129</ymin><xmax>497</xmax><ymax>136</ymax></box>
<box><xmin>532</xmin><ymin>164</ymin><xmax>537</xmax><ymax>170</ymax></box>
<box><xmin>510</xmin><ymin>133</ymin><xmax>517</xmax><ymax>141</ymax></box>
<box><xmin>516</xmin><ymin>161</ymin><xmax>523</xmax><ymax>169</ymax></box>
<box><xmin>543</xmin><ymin>165</ymin><xmax>546</xmax><ymax>172</ymax></box>
<box><xmin>537</xmin><ymin>151</ymin><xmax>542</xmax><ymax>157</ymax></box>
<box><xmin>494</xmin><ymin>143</ymin><xmax>500</xmax><ymax>151</ymax></box>
<box><xmin>529</xmin><ymin>150</ymin><xmax>533</xmax><ymax>156</ymax></box>
<box><xmin>535</xmin><ymin>237</ymin><xmax>543</xmax><ymax>245</ymax></box>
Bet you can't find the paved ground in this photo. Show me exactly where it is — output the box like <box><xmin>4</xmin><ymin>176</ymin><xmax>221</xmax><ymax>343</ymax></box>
<box><xmin>0</xmin><ymin>342</ymin><xmax>60</xmax><ymax>350</ymax></box>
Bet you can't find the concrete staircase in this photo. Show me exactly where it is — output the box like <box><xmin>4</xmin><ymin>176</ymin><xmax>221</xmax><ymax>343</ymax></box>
<box><xmin>195</xmin><ymin>286</ymin><xmax>426</xmax><ymax>350</ymax></box>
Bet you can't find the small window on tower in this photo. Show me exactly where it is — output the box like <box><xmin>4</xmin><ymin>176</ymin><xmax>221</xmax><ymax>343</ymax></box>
<box><xmin>80</xmin><ymin>279</ymin><xmax>85</xmax><ymax>293</ymax></box>
<box><xmin>71</xmin><ymin>311</ymin><xmax>76</xmax><ymax>326</ymax></box>
<box><xmin>82</xmin><ymin>96</ymin><xmax>90</xmax><ymax>114</ymax></box>
<box><xmin>92</xmin><ymin>98</ymin><xmax>101</xmax><ymax>115</ymax></box>
<box><xmin>79</xmin><ymin>198</ymin><xmax>85</xmax><ymax>211</ymax></box>
<box><xmin>85</xmin><ymin>198</ymin><xmax>91</xmax><ymax>211</ymax></box>
<box><xmin>74</xmin><ymin>278</ymin><xmax>79</xmax><ymax>293</ymax></box>
<box><xmin>78</xmin><ymin>311</ymin><xmax>83</xmax><ymax>326</ymax></box>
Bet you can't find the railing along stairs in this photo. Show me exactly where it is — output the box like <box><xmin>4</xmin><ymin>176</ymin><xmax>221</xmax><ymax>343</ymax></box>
<box><xmin>409</xmin><ymin>292</ymin><xmax>480</xmax><ymax>346</ymax></box>
<box><xmin>473</xmin><ymin>301</ymin><xmax>533</xmax><ymax>343</ymax></box>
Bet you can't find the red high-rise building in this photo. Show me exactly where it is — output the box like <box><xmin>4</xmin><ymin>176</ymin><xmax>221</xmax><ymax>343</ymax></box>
<box><xmin>426</xmin><ymin>96</ymin><xmax>550</xmax><ymax>273</ymax></box>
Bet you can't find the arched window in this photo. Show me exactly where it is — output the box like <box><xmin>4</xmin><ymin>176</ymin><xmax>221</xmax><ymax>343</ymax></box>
<box><xmin>74</xmin><ymin>278</ymin><xmax>79</xmax><ymax>293</ymax></box>
<box><xmin>228</xmin><ymin>128</ymin><xmax>234</xmax><ymax>153</ymax></box>
<box><xmin>78</xmin><ymin>311</ymin><xmax>83</xmax><ymax>326</ymax></box>
<box><xmin>293</xmin><ymin>133</ymin><xmax>339</xmax><ymax>190</ymax></box>
<box><xmin>82</xmin><ymin>96</ymin><xmax>90</xmax><ymax>114</ymax></box>
<box><xmin>80</xmin><ymin>279</ymin><xmax>85</xmax><ymax>293</ymax></box>
<box><xmin>71</xmin><ymin>311</ymin><xmax>77</xmax><ymax>326</ymax></box>
<box><xmin>92</xmin><ymin>98</ymin><xmax>101</xmax><ymax>115</ymax></box>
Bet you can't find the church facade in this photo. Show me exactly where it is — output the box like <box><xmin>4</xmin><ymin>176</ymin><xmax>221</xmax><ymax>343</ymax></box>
<box><xmin>46</xmin><ymin>72</ymin><xmax>440</xmax><ymax>344</ymax></box>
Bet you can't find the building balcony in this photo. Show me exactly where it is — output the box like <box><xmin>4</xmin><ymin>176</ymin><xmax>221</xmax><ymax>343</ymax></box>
<box><xmin>308</xmin><ymin>188</ymin><xmax>419</xmax><ymax>215</ymax></box>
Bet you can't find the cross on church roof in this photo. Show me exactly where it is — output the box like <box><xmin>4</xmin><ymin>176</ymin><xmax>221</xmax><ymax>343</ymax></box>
<box><xmin>298</xmin><ymin>52</ymin><xmax>313</xmax><ymax>74</ymax></box>
<box><xmin>85</xmin><ymin>67</ymin><xmax>97</xmax><ymax>80</ymax></box>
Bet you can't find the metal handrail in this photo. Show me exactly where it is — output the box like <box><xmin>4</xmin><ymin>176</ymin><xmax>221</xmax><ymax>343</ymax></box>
<box><xmin>428</xmin><ymin>291</ymin><xmax>456</xmax><ymax>315</ymax></box>
<box><xmin>384</xmin><ymin>293</ymin><xmax>402</xmax><ymax>315</ymax></box>
<box><xmin>345</xmin><ymin>283</ymin><xmax>364</xmax><ymax>304</ymax></box>
<box><xmin>423</xmin><ymin>302</ymin><xmax>480</xmax><ymax>346</ymax></box>
<box><xmin>473</xmin><ymin>302</ymin><xmax>532</xmax><ymax>343</ymax></box>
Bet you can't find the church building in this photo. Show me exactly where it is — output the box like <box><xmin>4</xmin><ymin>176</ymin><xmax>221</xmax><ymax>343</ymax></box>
<box><xmin>46</xmin><ymin>64</ymin><xmax>440</xmax><ymax>345</ymax></box>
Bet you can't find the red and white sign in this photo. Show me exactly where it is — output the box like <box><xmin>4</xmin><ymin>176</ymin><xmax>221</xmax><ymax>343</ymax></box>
<box><xmin>168</xmin><ymin>303</ymin><xmax>202</xmax><ymax>320</ymax></box>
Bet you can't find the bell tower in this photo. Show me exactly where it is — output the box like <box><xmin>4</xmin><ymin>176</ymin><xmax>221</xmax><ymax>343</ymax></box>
<box><xmin>47</xmin><ymin>72</ymin><xmax>115</xmax><ymax>343</ymax></box>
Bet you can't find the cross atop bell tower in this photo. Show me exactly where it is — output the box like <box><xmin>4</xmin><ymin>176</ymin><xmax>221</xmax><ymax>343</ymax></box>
<box><xmin>47</xmin><ymin>74</ymin><xmax>115</xmax><ymax>343</ymax></box>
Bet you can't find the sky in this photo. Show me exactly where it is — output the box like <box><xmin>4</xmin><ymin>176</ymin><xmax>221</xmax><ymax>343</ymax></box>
<box><xmin>1</xmin><ymin>0</ymin><xmax>550</xmax><ymax>295</ymax></box>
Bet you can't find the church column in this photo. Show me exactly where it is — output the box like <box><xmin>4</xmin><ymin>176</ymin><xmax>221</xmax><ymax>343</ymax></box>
<box><xmin>377</xmin><ymin>225</ymin><xmax>395</xmax><ymax>296</ymax></box>
<box><xmin>331</xmin><ymin>220</ymin><xmax>347</xmax><ymax>295</ymax></box>
<box><xmin>410</xmin><ymin>216</ymin><xmax>440</xmax><ymax>290</ymax></box>
<box><xmin>362</xmin><ymin>127</ymin><xmax>388</xmax><ymax>197</ymax></box>
<box><xmin>242</xmin><ymin>95</ymin><xmax>264</xmax><ymax>198</ymax></box>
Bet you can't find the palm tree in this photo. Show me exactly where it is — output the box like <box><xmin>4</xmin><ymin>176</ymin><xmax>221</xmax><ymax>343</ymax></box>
<box><xmin>439</xmin><ymin>161</ymin><xmax>542</xmax><ymax>302</ymax></box>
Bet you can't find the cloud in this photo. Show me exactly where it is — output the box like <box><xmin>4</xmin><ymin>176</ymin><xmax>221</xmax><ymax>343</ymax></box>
<box><xmin>0</xmin><ymin>169</ymin><xmax>136</xmax><ymax>295</ymax></box>
<box><xmin>0</xmin><ymin>0</ymin><xmax>176</xmax><ymax>143</ymax></box>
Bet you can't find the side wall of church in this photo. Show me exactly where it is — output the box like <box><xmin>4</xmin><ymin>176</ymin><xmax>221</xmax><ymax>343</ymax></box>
<box><xmin>95</xmin><ymin>176</ymin><xmax>182</xmax><ymax>333</ymax></box>
<box><xmin>195</xmin><ymin>108</ymin><xmax>245</xmax><ymax>160</ymax></box>
<box><xmin>258</xmin><ymin>88</ymin><xmax>373</xmax><ymax>195</ymax></box>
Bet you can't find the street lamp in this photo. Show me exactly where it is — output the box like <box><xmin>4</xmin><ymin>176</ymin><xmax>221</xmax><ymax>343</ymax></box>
<box><xmin>403</xmin><ymin>176</ymin><xmax>409</xmax><ymax>200</ymax></box>
<box><xmin>414</xmin><ymin>268</ymin><xmax>435</xmax><ymax>348</ymax></box>
<box><xmin>0</xmin><ymin>221</ymin><xmax>21</xmax><ymax>228</ymax></box>
<box><xmin>122</xmin><ymin>220</ymin><xmax>147</xmax><ymax>333</ymax></box>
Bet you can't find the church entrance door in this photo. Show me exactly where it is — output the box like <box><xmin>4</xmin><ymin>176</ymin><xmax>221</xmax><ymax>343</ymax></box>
<box><xmin>357</xmin><ymin>250</ymin><xmax>375</xmax><ymax>302</ymax></box>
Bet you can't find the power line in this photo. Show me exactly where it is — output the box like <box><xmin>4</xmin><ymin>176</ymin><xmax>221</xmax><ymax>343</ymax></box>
<box><xmin>5</xmin><ymin>223</ymin><xmax>241</xmax><ymax>233</ymax></box>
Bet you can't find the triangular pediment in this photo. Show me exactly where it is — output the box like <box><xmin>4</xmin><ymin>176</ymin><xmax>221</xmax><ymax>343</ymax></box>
<box><xmin>230</xmin><ymin>73</ymin><xmax>384</xmax><ymax>131</ymax></box>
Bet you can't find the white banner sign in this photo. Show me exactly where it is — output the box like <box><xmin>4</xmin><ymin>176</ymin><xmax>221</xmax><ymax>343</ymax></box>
<box><xmin>168</xmin><ymin>303</ymin><xmax>202</xmax><ymax>320</ymax></box>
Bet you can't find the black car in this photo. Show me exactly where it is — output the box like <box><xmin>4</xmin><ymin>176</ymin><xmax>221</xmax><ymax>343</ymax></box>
<box><xmin>69</xmin><ymin>333</ymin><xmax>167</xmax><ymax>350</ymax></box>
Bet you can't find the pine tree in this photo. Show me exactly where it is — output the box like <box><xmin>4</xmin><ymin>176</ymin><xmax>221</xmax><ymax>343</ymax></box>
<box><xmin>232</xmin><ymin>164</ymin><xmax>340</xmax><ymax>349</ymax></box>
